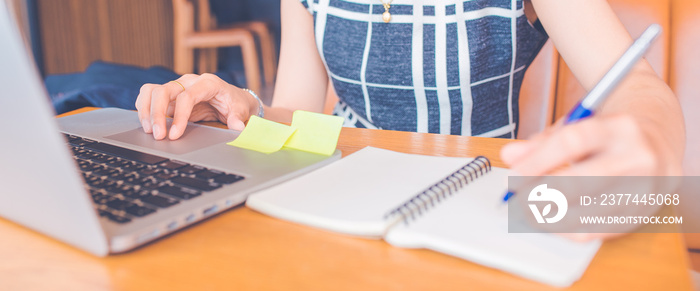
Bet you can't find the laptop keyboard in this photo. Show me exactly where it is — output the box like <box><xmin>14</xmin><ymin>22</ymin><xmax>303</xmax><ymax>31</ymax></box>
<box><xmin>64</xmin><ymin>134</ymin><xmax>245</xmax><ymax>224</ymax></box>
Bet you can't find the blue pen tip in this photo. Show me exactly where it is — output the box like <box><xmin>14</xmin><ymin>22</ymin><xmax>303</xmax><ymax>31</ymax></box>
<box><xmin>502</xmin><ymin>191</ymin><xmax>514</xmax><ymax>203</ymax></box>
<box><xmin>565</xmin><ymin>104</ymin><xmax>594</xmax><ymax>124</ymax></box>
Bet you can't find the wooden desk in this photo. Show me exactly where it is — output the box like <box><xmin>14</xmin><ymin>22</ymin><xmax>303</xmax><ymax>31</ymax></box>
<box><xmin>0</xmin><ymin>108</ymin><xmax>692</xmax><ymax>290</ymax></box>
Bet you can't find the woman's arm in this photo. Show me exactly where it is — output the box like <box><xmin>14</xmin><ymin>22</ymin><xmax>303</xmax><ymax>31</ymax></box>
<box><xmin>502</xmin><ymin>0</ymin><xmax>685</xmax><ymax>177</ymax></box>
<box><xmin>268</xmin><ymin>0</ymin><xmax>329</xmax><ymax>120</ymax></box>
<box><xmin>134</xmin><ymin>0</ymin><xmax>328</xmax><ymax>140</ymax></box>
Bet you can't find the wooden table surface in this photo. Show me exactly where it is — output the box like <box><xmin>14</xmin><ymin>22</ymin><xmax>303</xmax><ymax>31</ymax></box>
<box><xmin>0</xmin><ymin>108</ymin><xmax>692</xmax><ymax>290</ymax></box>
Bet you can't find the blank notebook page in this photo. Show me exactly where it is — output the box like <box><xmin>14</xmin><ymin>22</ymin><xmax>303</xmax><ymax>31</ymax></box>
<box><xmin>384</xmin><ymin>167</ymin><xmax>601</xmax><ymax>287</ymax></box>
<box><xmin>246</xmin><ymin>147</ymin><xmax>473</xmax><ymax>237</ymax></box>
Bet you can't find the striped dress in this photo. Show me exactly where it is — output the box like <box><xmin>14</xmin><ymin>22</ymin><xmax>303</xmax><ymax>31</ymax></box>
<box><xmin>300</xmin><ymin>0</ymin><xmax>547</xmax><ymax>138</ymax></box>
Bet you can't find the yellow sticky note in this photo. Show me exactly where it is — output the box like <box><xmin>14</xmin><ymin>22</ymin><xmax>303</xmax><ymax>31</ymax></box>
<box><xmin>284</xmin><ymin>110</ymin><xmax>344</xmax><ymax>156</ymax></box>
<box><xmin>227</xmin><ymin>116</ymin><xmax>297</xmax><ymax>154</ymax></box>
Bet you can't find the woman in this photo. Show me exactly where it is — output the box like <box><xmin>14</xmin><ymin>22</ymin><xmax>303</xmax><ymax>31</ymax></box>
<box><xmin>136</xmin><ymin>0</ymin><xmax>685</xmax><ymax>224</ymax></box>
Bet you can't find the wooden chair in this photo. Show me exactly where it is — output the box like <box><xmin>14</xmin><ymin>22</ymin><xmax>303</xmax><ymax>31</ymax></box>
<box><xmin>172</xmin><ymin>0</ymin><xmax>277</xmax><ymax>93</ymax></box>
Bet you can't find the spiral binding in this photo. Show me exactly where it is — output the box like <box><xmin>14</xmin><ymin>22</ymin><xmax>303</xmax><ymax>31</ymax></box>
<box><xmin>383</xmin><ymin>156</ymin><xmax>492</xmax><ymax>224</ymax></box>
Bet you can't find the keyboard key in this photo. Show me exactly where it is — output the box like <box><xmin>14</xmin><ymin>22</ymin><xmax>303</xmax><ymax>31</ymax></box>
<box><xmin>121</xmin><ymin>188</ymin><xmax>151</xmax><ymax>199</ymax></box>
<box><xmin>157</xmin><ymin>185</ymin><xmax>201</xmax><ymax>200</ymax></box>
<box><xmin>122</xmin><ymin>161</ymin><xmax>146</xmax><ymax>172</ymax></box>
<box><xmin>108</xmin><ymin>169</ymin><xmax>127</xmax><ymax>179</ymax></box>
<box><xmin>78</xmin><ymin>162</ymin><xmax>93</xmax><ymax>171</ymax></box>
<box><xmin>66</xmin><ymin>136</ymin><xmax>96</xmax><ymax>147</ymax></box>
<box><xmin>135</xmin><ymin>176</ymin><xmax>156</xmax><ymax>184</ymax></box>
<box><xmin>125</xmin><ymin>204</ymin><xmax>156</xmax><ymax>217</ymax></box>
<box><xmin>94</xmin><ymin>167</ymin><xmax>119</xmax><ymax>177</ymax></box>
<box><xmin>92</xmin><ymin>154</ymin><xmax>111</xmax><ymax>163</ymax></box>
<box><xmin>95</xmin><ymin>179</ymin><xmax>118</xmax><ymax>191</ymax></box>
<box><xmin>159</xmin><ymin>160</ymin><xmax>188</xmax><ymax>170</ymax></box>
<box><xmin>194</xmin><ymin>169</ymin><xmax>223</xmax><ymax>180</ymax></box>
<box><xmin>139</xmin><ymin>167</ymin><xmax>164</xmax><ymax>176</ymax></box>
<box><xmin>155</xmin><ymin>171</ymin><xmax>179</xmax><ymax>181</ymax></box>
<box><xmin>139</xmin><ymin>195</ymin><xmax>179</xmax><ymax>208</ymax></box>
<box><xmin>84</xmin><ymin>142</ymin><xmax>168</xmax><ymax>165</ymax></box>
<box><xmin>71</xmin><ymin>147</ymin><xmax>85</xmax><ymax>154</ymax></box>
<box><xmin>120</xmin><ymin>172</ymin><xmax>140</xmax><ymax>184</ymax></box>
<box><xmin>78</xmin><ymin>152</ymin><xmax>99</xmax><ymax>160</ymax></box>
<box><xmin>110</xmin><ymin>183</ymin><xmax>135</xmax><ymax>194</ymax></box>
<box><xmin>92</xmin><ymin>194</ymin><xmax>110</xmax><ymax>205</ymax></box>
<box><xmin>85</xmin><ymin>175</ymin><xmax>102</xmax><ymax>186</ymax></box>
<box><xmin>178</xmin><ymin>165</ymin><xmax>205</xmax><ymax>175</ymax></box>
<box><xmin>213</xmin><ymin>174</ymin><xmax>245</xmax><ymax>185</ymax></box>
<box><xmin>107</xmin><ymin>158</ymin><xmax>130</xmax><ymax>168</ymax></box>
<box><xmin>171</xmin><ymin>176</ymin><xmax>221</xmax><ymax>191</ymax></box>
<box><xmin>140</xmin><ymin>179</ymin><xmax>163</xmax><ymax>190</ymax></box>
<box><xmin>101</xmin><ymin>211</ymin><xmax>131</xmax><ymax>224</ymax></box>
<box><xmin>85</xmin><ymin>163</ymin><xmax>106</xmax><ymax>172</ymax></box>
<box><xmin>106</xmin><ymin>199</ymin><xmax>135</xmax><ymax>210</ymax></box>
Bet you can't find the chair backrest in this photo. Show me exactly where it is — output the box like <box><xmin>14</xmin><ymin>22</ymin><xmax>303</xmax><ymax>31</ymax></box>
<box><xmin>172</xmin><ymin>0</ymin><xmax>196</xmax><ymax>74</ymax></box>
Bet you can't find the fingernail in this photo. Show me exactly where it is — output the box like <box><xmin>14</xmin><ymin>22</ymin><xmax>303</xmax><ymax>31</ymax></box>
<box><xmin>169</xmin><ymin>124</ymin><xmax>178</xmax><ymax>139</ymax></box>
<box><xmin>141</xmin><ymin>120</ymin><xmax>152</xmax><ymax>133</ymax></box>
<box><xmin>152</xmin><ymin>123</ymin><xmax>162</xmax><ymax>139</ymax></box>
<box><xmin>230</xmin><ymin>120</ymin><xmax>245</xmax><ymax>131</ymax></box>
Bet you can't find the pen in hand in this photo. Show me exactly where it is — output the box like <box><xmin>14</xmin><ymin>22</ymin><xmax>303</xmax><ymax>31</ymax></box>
<box><xmin>501</xmin><ymin>23</ymin><xmax>662</xmax><ymax>203</ymax></box>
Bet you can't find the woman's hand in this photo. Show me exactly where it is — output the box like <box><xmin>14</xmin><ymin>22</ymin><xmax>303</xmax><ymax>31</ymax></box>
<box><xmin>501</xmin><ymin>112</ymin><xmax>683</xmax><ymax>241</ymax></box>
<box><xmin>133</xmin><ymin>0</ymin><xmax>332</xmax><ymax>141</ymax></box>
<box><xmin>501</xmin><ymin>113</ymin><xmax>682</xmax><ymax>177</ymax></box>
<box><xmin>135</xmin><ymin>73</ymin><xmax>260</xmax><ymax>140</ymax></box>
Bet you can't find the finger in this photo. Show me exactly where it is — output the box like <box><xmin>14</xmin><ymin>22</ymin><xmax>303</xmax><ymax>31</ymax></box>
<box><xmin>553</xmin><ymin>148</ymin><xmax>656</xmax><ymax>176</ymax></box>
<box><xmin>500</xmin><ymin>140</ymin><xmax>537</xmax><ymax>167</ymax></box>
<box><xmin>510</xmin><ymin>118</ymin><xmax>609</xmax><ymax>176</ymax></box>
<box><xmin>227</xmin><ymin>113</ymin><xmax>246</xmax><ymax>131</ymax></box>
<box><xmin>135</xmin><ymin>84</ymin><xmax>157</xmax><ymax>133</ymax></box>
<box><xmin>169</xmin><ymin>91</ymin><xmax>196</xmax><ymax>140</ymax></box>
<box><xmin>150</xmin><ymin>81</ymin><xmax>185</xmax><ymax>140</ymax></box>
<box><xmin>501</xmin><ymin>125</ymin><xmax>558</xmax><ymax>166</ymax></box>
<box><xmin>168</xmin><ymin>77</ymin><xmax>222</xmax><ymax>140</ymax></box>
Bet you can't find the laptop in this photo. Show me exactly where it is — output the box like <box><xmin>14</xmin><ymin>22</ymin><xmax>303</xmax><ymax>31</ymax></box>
<box><xmin>0</xmin><ymin>1</ymin><xmax>340</xmax><ymax>256</ymax></box>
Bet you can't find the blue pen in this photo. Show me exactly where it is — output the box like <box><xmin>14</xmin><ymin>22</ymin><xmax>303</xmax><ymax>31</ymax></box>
<box><xmin>502</xmin><ymin>23</ymin><xmax>661</xmax><ymax>203</ymax></box>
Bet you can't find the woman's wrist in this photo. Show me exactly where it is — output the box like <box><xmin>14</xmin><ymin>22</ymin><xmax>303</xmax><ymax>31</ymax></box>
<box><xmin>242</xmin><ymin>88</ymin><xmax>264</xmax><ymax>118</ymax></box>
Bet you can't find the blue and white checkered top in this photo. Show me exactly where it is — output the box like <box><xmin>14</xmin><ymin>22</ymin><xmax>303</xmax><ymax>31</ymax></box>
<box><xmin>300</xmin><ymin>0</ymin><xmax>547</xmax><ymax>138</ymax></box>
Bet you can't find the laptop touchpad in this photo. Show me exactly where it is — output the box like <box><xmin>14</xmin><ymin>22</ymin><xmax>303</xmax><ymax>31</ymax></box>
<box><xmin>104</xmin><ymin>123</ymin><xmax>236</xmax><ymax>155</ymax></box>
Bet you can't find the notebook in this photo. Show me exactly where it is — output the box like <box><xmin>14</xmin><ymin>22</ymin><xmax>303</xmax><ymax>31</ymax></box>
<box><xmin>246</xmin><ymin>147</ymin><xmax>601</xmax><ymax>287</ymax></box>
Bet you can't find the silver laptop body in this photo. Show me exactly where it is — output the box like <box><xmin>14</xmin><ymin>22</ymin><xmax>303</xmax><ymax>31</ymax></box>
<box><xmin>0</xmin><ymin>1</ymin><xmax>340</xmax><ymax>256</ymax></box>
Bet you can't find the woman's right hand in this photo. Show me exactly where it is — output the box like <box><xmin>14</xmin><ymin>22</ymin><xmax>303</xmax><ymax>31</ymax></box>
<box><xmin>135</xmin><ymin>73</ymin><xmax>261</xmax><ymax>141</ymax></box>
